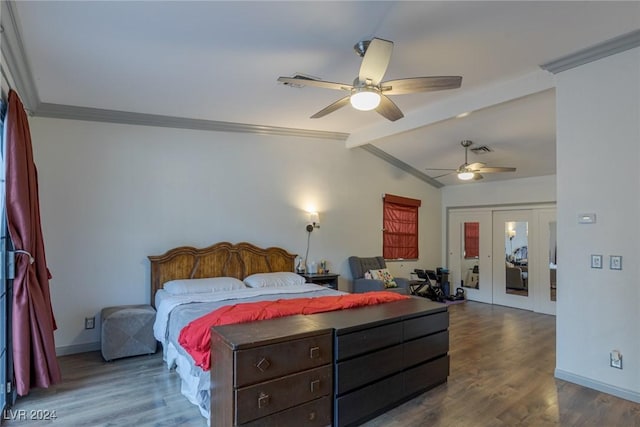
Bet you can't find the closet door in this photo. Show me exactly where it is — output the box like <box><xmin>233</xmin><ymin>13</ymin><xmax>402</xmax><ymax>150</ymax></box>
<box><xmin>448</xmin><ymin>210</ymin><xmax>492</xmax><ymax>304</ymax></box>
<box><xmin>532</xmin><ymin>208</ymin><xmax>557</xmax><ymax>315</ymax></box>
<box><xmin>492</xmin><ymin>210</ymin><xmax>533</xmax><ymax>310</ymax></box>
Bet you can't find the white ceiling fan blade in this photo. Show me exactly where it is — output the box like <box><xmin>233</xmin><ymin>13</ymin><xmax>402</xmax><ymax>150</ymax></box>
<box><xmin>375</xmin><ymin>94</ymin><xmax>404</xmax><ymax>121</ymax></box>
<box><xmin>476</xmin><ymin>167</ymin><xmax>516</xmax><ymax>173</ymax></box>
<box><xmin>359</xmin><ymin>38</ymin><xmax>393</xmax><ymax>85</ymax></box>
<box><xmin>382</xmin><ymin>76</ymin><xmax>462</xmax><ymax>95</ymax></box>
<box><xmin>467</xmin><ymin>162</ymin><xmax>486</xmax><ymax>170</ymax></box>
<box><xmin>425</xmin><ymin>168</ymin><xmax>457</xmax><ymax>171</ymax></box>
<box><xmin>310</xmin><ymin>96</ymin><xmax>351</xmax><ymax>119</ymax></box>
<box><xmin>277</xmin><ymin>76</ymin><xmax>352</xmax><ymax>91</ymax></box>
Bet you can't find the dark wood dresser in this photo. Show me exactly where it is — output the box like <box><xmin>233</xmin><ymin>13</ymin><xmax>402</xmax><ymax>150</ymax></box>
<box><xmin>210</xmin><ymin>297</ymin><xmax>448</xmax><ymax>426</ymax></box>
<box><xmin>211</xmin><ymin>316</ymin><xmax>334</xmax><ymax>426</ymax></box>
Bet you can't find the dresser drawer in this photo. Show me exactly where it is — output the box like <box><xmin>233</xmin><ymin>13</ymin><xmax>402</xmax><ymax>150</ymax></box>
<box><xmin>335</xmin><ymin>372</ymin><xmax>403</xmax><ymax>427</ymax></box>
<box><xmin>336</xmin><ymin>343</ymin><xmax>403</xmax><ymax>395</ymax></box>
<box><xmin>403</xmin><ymin>311</ymin><xmax>448</xmax><ymax>340</ymax></box>
<box><xmin>235</xmin><ymin>365</ymin><xmax>332</xmax><ymax>424</ymax></box>
<box><xmin>235</xmin><ymin>333</ymin><xmax>332</xmax><ymax>387</ymax></box>
<box><xmin>240</xmin><ymin>396</ymin><xmax>331</xmax><ymax>427</ymax></box>
<box><xmin>404</xmin><ymin>330</ymin><xmax>449</xmax><ymax>368</ymax></box>
<box><xmin>336</xmin><ymin>321</ymin><xmax>402</xmax><ymax>360</ymax></box>
<box><xmin>403</xmin><ymin>355</ymin><xmax>449</xmax><ymax>397</ymax></box>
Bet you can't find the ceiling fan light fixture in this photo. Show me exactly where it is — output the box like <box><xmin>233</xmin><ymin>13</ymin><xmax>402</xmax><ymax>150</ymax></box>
<box><xmin>350</xmin><ymin>88</ymin><xmax>381</xmax><ymax>111</ymax></box>
<box><xmin>457</xmin><ymin>171</ymin><xmax>475</xmax><ymax>180</ymax></box>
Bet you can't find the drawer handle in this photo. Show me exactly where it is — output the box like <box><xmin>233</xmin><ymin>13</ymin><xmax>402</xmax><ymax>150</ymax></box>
<box><xmin>308</xmin><ymin>410</ymin><xmax>317</xmax><ymax>421</ymax></box>
<box><xmin>309</xmin><ymin>346</ymin><xmax>320</xmax><ymax>359</ymax></box>
<box><xmin>310</xmin><ymin>379</ymin><xmax>320</xmax><ymax>392</ymax></box>
<box><xmin>258</xmin><ymin>392</ymin><xmax>270</xmax><ymax>408</ymax></box>
<box><xmin>256</xmin><ymin>357</ymin><xmax>271</xmax><ymax>372</ymax></box>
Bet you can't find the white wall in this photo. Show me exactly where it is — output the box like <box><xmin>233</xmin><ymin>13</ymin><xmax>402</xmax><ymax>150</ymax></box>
<box><xmin>442</xmin><ymin>174</ymin><xmax>556</xmax><ymax>208</ymax></box>
<box><xmin>29</xmin><ymin>117</ymin><xmax>442</xmax><ymax>353</ymax></box>
<box><xmin>554</xmin><ymin>47</ymin><xmax>640</xmax><ymax>402</ymax></box>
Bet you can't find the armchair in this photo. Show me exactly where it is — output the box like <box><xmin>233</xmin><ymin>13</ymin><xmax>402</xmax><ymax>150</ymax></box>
<box><xmin>348</xmin><ymin>256</ymin><xmax>409</xmax><ymax>294</ymax></box>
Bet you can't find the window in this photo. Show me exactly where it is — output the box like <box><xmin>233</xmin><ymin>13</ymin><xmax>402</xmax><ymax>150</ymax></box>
<box><xmin>382</xmin><ymin>194</ymin><xmax>421</xmax><ymax>260</ymax></box>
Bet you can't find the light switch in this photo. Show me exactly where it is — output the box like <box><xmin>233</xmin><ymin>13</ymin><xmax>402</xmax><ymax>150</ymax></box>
<box><xmin>578</xmin><ymin>213</ymin><xmax>596</xmax><ymax>224</ymax></box>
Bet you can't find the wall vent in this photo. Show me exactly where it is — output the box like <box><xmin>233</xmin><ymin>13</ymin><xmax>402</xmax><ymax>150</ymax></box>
<box><xmin>471</xmin><ymin>145</ymin><xmax>492</xmax><ymax>154</ymax></box>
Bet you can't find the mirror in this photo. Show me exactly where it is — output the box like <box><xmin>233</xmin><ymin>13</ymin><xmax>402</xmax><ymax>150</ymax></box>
<box><xmin>461</xmin><ymin>222</ymin><xmax>479</xmax><ymax>289</ymax></box>
<box><xmin>549</xmin><ymin>221</ymin><xmax>557</xmax><ymax>301</ymax></box>
<box><xmin>505</xmin><ymin>221</ymin><xmax>528</xmax><ymax>296</ymax></box>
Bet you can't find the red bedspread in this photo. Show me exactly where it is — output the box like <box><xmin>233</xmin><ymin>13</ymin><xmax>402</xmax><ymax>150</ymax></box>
<box><xmin>178</xmin><ymin>291</ymin><xmax>409</xmax><ymax>371</ymax></box>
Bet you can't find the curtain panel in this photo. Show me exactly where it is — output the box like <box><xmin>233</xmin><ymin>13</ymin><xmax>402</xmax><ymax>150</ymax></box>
<box><xmin>383</xmin><ymin>194</ymin><xmax>421</xmax><ymax>260</ymax></box>
<box><xmin>5</xmin><ymin>90</ymin><xmax>60</xmax><ymax>395</ymax></box>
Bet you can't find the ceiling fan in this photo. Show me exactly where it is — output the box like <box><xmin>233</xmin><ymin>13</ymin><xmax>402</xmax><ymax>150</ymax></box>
<box><xmin>426</xmin><ymin>140</ymin><xmax>516</xmax><ymax>181</ymax></box>
<box><xmin>277</xmin><ymin>38</ymin><xmax>462</xmax><ymax>122</ymax></box>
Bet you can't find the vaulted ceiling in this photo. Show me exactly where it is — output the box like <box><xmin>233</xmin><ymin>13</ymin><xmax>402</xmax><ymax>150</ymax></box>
<box><xmin>2</xmin><ymin>1</ymin><xmax>639</xmax><ymax>186</ymax></box>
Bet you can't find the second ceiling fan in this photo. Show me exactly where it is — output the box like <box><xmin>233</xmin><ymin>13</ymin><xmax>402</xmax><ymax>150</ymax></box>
<box><xmin>277</xmin><ymin>37</ymin><xmax>462</xmax><ymax>122</ymax></box>
<box><xmin>426</xmin><ymin>140</ymin><xmax>517</xmax><ymax>181</ymax></box>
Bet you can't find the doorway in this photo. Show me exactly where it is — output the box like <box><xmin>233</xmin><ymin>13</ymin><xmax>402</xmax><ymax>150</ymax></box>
<box><xmin>447</xmin><ymin>205</ymin><xmax>556</xmax><ymax>314</ymax></box>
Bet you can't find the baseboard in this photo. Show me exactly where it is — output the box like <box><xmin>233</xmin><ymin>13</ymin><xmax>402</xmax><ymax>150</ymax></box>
<box><xmin>555</xmin><ymin>368</ymin><xmax>640</xmax><ymax>403</ymax></box>
<box><xmin>56</xmin><ymin>341</ymin><xmax>100</xmax><ymax>356</ymax></box>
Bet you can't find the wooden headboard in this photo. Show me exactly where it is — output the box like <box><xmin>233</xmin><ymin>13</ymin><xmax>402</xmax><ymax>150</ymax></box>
<box><xmin>148</xmin><ymin>242</ymin><xmax>297</xmax><ymax>307</ymax></box>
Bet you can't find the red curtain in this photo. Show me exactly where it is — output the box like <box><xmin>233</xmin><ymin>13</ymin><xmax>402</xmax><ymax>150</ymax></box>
<box><xmin>464</xmin><ymin>222</ymin><xmax>479</xmax><ymax>258</ymax></box>
<box><xmin>5</xmin><ymin>90</ymin><xmax>61</xmax><ymax>395</ymax></box>
<box><xmin>383</xmin><ymin>194</ymin><xmax>421</xmax><ymax>260</ymax></box>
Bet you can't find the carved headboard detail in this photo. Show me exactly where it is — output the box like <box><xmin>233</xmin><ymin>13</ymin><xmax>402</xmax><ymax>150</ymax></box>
<box><xmin>148</xmin><ymin>241</ymin><xmax>297</xmax><ymax>307</ymax></box>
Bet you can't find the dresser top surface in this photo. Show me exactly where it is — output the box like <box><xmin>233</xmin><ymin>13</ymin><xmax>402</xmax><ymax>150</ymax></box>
<box><xmin>211</xmin><ymin>296</ymin><xmax>446</xmax><ymax>349</ymax></box>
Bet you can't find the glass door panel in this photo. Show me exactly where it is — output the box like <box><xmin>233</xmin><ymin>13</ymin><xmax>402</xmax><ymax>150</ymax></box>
<box><xmin>532</xmin><ymin>208</ymin><xmax>557</xmax><ymax>315</ymax></box>
<box><xmin>505</xmin><ymin>220</ymin><xmax>529</xmax><ymax>297</ymax></box>
<box><xmin>448</xmin><ymin>210</ymin><xmax>492</xmax><ymax>304</ymax></box>
<box><xmin>492</xmin><ymin>210</ymin><xmax>533</xmax><ymax>310</ymax></box>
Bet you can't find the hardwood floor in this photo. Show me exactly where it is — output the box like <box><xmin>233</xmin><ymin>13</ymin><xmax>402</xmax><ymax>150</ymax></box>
<box><xmin>3</xmin><ymin>301</ymin><xmax>639</xmax><ymax>426</ymax></box>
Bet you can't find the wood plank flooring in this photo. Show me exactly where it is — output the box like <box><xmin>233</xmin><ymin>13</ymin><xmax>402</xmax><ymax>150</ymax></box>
<box><xmin>3</xmin><ymin>301</ymin><xmax>639</xmax><ymax>426</ymax></box>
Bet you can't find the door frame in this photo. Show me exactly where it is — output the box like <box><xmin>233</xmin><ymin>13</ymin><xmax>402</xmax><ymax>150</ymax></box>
<box><xmin>446</xmin><ymin>203</ymin><xmax>556</xmax><ymax>313</ymax></box>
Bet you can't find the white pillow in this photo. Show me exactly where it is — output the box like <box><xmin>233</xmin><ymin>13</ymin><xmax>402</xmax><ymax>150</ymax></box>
<box><xmin>163</xmin><ymin>277</ymin><xmax>246</xmax><ymax>295</ymax></box>
<box><xmin>243</xmin><ymin>272</ymin><xmax>306</xmax><ymax>288</ymax></box>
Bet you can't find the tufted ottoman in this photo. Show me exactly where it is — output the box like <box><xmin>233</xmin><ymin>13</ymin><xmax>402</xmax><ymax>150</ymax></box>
<box><xmin>101</xmin><ymin>304</ymin><xmax>157</xmax><ymax>361</ymax></box>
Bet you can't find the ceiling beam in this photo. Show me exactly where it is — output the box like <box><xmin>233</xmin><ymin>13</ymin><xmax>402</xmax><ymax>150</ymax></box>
<box><xmin>345</xmin><ymin>69</ymin><xmax>555</xmax><ymax>149</ymax></box>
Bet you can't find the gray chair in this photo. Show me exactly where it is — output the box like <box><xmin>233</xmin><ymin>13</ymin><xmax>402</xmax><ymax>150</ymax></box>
<box><xmin>348</xmin><ymin>256</ymin><xmax>409</xmax><ymax>294</ymax></box>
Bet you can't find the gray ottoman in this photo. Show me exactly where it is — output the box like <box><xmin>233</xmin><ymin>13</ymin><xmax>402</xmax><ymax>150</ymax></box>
<box><xmin>101</xmin><ymin>304</ymin><xmax>157</xmax><ymax>361</ymax></box>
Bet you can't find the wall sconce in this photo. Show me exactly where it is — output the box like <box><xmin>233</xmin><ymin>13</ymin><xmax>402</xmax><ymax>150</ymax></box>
<box><xmin>306</xmin><ymin>212</ymin><xmax>320</xmax><ymax>232</ymax></box>
<box><xmin>508</xmin><ymin>228</ymin><xmax>516</xmax><ymax>240</ymax></box>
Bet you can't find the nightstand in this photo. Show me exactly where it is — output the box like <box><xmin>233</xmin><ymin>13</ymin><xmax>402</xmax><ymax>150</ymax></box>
<box><xmin>298</xmin><ymin>273</ymin><xmax>340</xmax><ymax>289</ymax></box>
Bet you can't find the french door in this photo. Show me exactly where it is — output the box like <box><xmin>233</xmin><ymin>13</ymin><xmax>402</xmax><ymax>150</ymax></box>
<box><xmin>492</xmin><ymin>210</ymin><xmax>533</xmax><ymax>310</ymax></box>
<box><xmin>448</xmin><ymin>206</ymin><xmax>556</xmax><ymax>314</ymax></box>
<box><xmin>448</xmin><ymin>210</ymin><xmax>492</xmax><ymax>304</ymax></box>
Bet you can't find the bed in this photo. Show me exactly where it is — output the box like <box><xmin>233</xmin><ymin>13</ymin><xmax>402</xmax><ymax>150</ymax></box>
<box><xmin>149</xmin><ymin>242</ymin><xmax>343</xmax><ymax>416</ymax></box>
<box><xmin>149</xmin><ymin>242</ymin><xmax>449</xmax><ymax>426</ymax></box>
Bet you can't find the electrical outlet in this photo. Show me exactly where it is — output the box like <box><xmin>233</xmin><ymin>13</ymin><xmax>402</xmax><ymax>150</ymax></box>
<box><xmin>85</xmin><ymin>317</ymin><xmax>95</xmax><ymax>329</ymax></box>
<box><xmin>610</xmin><ymin>350</ymin><xmax>622</xmax><ymax>369</ymax></box>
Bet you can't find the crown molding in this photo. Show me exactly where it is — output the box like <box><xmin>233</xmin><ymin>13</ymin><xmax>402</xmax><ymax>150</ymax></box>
<box><xmin>34</xmin><ymin>103</ymin><xmax>349</xmax><ymax>141</ymax></box>
<box><xmin>0</xmin><ymin>0</ymin><xmax>40</xmax><ymax>111</ymax></box>
<box><xmin>360</xmin><ymin>144</ymin><xmax>443</xmax><ymax>189</ymax></box>
<box><xmin>540</xmin><ymin>29</ymin><xmax>640</xmax><ymax>74</ymax></box>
